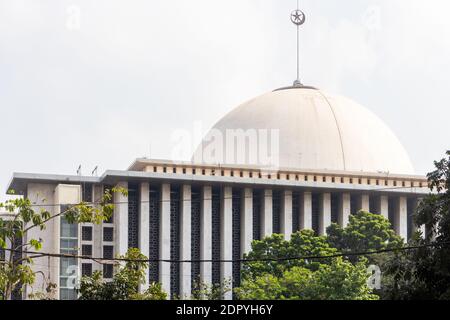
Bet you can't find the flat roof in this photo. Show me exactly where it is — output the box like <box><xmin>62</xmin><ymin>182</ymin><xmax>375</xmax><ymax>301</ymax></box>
<box><xmin>7</xmin><ymin>172</ymin><xmax>100</xmax><ymax>195</ymax></box>
<box><xmin>128</xmin><ymin>158</ymin><xmax>428</xmax><ymax>181</ymax></box>
<box><xmin>7</xmin><ymin>169</ymin><xmax>430</xmax><ymax>196</ymax></box>
<box><xmin>6</xmin><ymin>158</ymin><xmax>429</xmax><ymax>195</ymax></box>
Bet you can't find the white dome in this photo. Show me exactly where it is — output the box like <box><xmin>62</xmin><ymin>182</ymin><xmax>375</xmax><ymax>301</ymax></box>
<box><xmin>193</xmin><ymin>87</ymin><xmax>415</xmax><ymax>175</ymax></box>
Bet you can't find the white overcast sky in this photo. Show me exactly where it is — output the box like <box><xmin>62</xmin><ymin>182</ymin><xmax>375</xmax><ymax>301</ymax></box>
<box><xmin>0</xmin><ymin>0</ymin><xmax>449</xmax><ymax>200</ymax></box>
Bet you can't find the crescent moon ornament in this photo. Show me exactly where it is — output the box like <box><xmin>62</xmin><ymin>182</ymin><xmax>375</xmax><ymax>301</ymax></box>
<box><xmin>291</xmin><ymin>9</ymin><xmax>306</xmax><ymax>26</ymax></box>
<box><xmin>291</xmin><ymin>4</ymin><xmax>306</xmax><ymax>87</ymax></box>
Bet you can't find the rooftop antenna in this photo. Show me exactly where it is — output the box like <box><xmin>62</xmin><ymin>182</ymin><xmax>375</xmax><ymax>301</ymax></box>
<box><xmin>76</xmin><ymin>165</ymin><xmax>82</xmax><ymax>176</ymax></box>
<box><xmin>91</xmin><ymin>166</ymin><xmax>98</xmax><ymax>177</ymax></box>
<box><xmin>291</xmin><ymin>0</ymin><xmax>306</xmax><ymax>86</ymax></box>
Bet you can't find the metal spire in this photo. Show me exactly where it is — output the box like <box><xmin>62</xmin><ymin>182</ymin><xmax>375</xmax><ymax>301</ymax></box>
<box><xmin>290</xmin><ymin>0</ymin><xmax>306</xmax><ymax>86</ymax></box>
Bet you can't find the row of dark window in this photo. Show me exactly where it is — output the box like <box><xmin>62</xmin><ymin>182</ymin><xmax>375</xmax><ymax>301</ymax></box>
<box><xmin>81</xmin><ymin>244</ymin><xmax>113</xmax><ymax>258</ymax></box>
<box><xmin>81</xmin><ymin>226</ymin><xmax>113</xmax><ymax>242</ymax></box>
<box><xmin>82</xmin><ymin>263</ymin><xmax>113</xmax><ymax>279</ymax></box>
<box><xmin>80</xmin><ymin>244</ymin><xmax>114</xmax><ymax>279</ymax></box>
<box><xmin>170</xmin><ymin>187</ymin><xmax>181</xmax><ymax>299</ymax></box>
<box><xmin>149</xmin><ymin>187</ymin><xmax>160</xmax><ymax>284</ymax></box>
<box><xmin>128</xmin><ymin>185</ymin><xmax>139</xmax><ymax>249</ymax></box>
<box><xmin>191</xmin><ymin>187</ymin><xmax>201</xmax><ymax>291</ymax></box>
<box><xmin>232</xmin><ymin>189</ymin><xmax>241</xmax><ymax>296</ymax></box>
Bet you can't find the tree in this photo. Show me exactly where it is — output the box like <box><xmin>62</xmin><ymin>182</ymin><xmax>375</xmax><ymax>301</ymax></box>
<box><xmin>0</xmin><ymin>187</ymin><xmax>126</xmax><ymax>300</ymax></box>
<box><xmin>238</xmin><ymin>221</ymin><xmax>382</xmax><ymax>300</ymax></box>
<box><xmin>241</xmin><ymin>230</ymin><xmax>338</xmax><ymax>281</ymax></box>
<box><xmin>191</xmin><ymin>279</ymin><xmax>231</xmax><ymax>300</ymax></box>
<box><xmin>380</xmin><ymin>151</ymin><xmax>450</xmax><ymax>300</ymax></box>
<box><xmin>236</xmin><ymin>257</ymin><xmax>378</xmax><ymax>300</ymax></box>
<box><xmin>77</xmin><ymin>248</ymin><xmax>166</xmax><ymax>300</ymax></box>
<box><xmin>327</xmin><ymin>211</ymin><xmax>403</xmax><ymax>262</ymax></box>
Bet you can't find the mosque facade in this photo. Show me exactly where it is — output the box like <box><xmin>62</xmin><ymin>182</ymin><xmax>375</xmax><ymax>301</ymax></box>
<box><xmin>6</xmin><ymin>85</ymin><xmax>428</xmax><ymax>300</ymax></box>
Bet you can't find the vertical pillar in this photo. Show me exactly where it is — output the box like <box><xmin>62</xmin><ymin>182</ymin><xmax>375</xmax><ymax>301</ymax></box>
<box><xmin>318</xmin><ymin>193</ymin><xmax>331</xmax><ymax>236</ymax></box>
<box><xmin>338</xmin><ymin>193</ymin><xmax>351</xmax><ymax>227</ymax></box>
<box><xmin>280</xmin><ymin>190</ymin><xmax>293</xmax><ymax>240</ymax></box>
<box><xmin>159</xmin><ymin>183</ymin><xmax>171</xmax><ymax>297</ymax></box>
<box><xmin>260</xmin><ymin>189</ymin><xmax>273</xmax><ymax>238</ymax></box>
<box><xmin>394</xmin><ymin>196</ymin><xmax>408</xmax><ymax>240</ymax></box>
<box><xmin>220</xmin><ymin>186</ymin><xmax>233</xmax><ymax>300</ymax></box>
<box><xmin>180</xmin><ymin>185</ymin><xmax>192</xmax><ymax>298</ymax></box>
<box><xmin>240</xmin><ymin>188</ymin><xmax>253</xmax><ymax>256</ymax></box>
<box><xmin>300</xmin><ymin>192</ymin><xmax>312</xmax><ymax>230</ymax></box>
<box><xmin>139</xmin><ymin>182</ymin><xmax>150</xmax><ymax>291</ymax></box>
<box><xmin>200</xmin><ymin>186</ymin><xmax>212</xmax><ymax>286</ymax></box>
<box><xmin>379</xmin><ymin>195</ymin><xmax>389</xmax><ymax>220</ymax></box>
<box><xmin>359</xmin><ymin>194</ymin><xmax>370</xmax><ymax>212</ymax></box>
<box><xmin>114</xmin><ymin>181</ymin><xmax>128</xmax><ymax>256</ymax></box>
<box><xmin>31</xmin><ymin>184</ymin><xmax>58</xmax><ymax>299</ymax></box>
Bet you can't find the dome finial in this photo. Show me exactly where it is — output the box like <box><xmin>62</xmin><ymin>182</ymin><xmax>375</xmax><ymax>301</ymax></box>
<box><xmin>291</xmin><ymin>0</ymin><xmax>306</xmax><ymax>86</ymax></box>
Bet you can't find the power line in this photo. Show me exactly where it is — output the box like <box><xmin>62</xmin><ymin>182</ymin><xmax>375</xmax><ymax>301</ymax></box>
<box><xmin>2</xmin><ymin>241</ymin><xmax>448</xmax><ymax>264</ymax></box>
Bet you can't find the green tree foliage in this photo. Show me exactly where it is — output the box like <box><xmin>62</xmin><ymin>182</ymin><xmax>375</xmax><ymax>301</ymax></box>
<box><xmin>236</xmin><ymin>257</ymin><xmax>378</xmax><ymax>300</ymax></box>
<box><xmin>381</xmin><ymin>151</ymin><xmax>450</xmax><ymax>300</ymax></box>
<box><xmin>77</xmin><ymin>248</ymin><xmax>167</xmax><ymax>300</ymax></box>
<box><xmin>327</xmin><ymin>211</ymin><xmax>403</xmax><ymax>262</ymax></box>
<box><xmin>191</xmin><ymin>279</ymin><xmax>231</xmax><ymax>300</ymax></box>
<box><xmin>238</xmin><ymin>230</ymin><xmax>378</xmax><ymax>299</ymax></box>
<box><xmin>241</xmin><ymin>230</ymin><xmax>338</xmax><ymax>281</ymax></box>
<box><xmin>0</xmin><ymin>187</ymin><xmax>126</xmax><ymax>300</ymax></box>
<box><xmin>239</xmin><ymin>215</ymin><xmax>405</xmax><ymax>300</ymax></box>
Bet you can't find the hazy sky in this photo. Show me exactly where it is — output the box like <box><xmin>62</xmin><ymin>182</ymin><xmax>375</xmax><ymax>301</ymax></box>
<box><xmin>0</xmin><ymin>0</ymin><xmax>449</xmax><ymax>200</ymax></box>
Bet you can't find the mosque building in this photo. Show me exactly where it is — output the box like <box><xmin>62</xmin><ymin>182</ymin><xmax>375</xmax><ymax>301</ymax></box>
<box><xmin>4</xmin><ymin>6</ymin><xmax>428</xmax><ymax>300</ymax></box>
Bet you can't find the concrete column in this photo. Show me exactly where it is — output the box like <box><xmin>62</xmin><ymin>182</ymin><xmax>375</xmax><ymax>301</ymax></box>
<box><xmin>220</xmin><ymin>186</ymin><xmax>233</xmax><ymax>300</ymax></box>
<box><xmin>318</xmin><ymin>193</ymin><xmax>331</xmax><ymax>236</ymax></box>
<box><xmin>280</xmin><ymin>190</ymin><xmax>293</xmax><ymax>240</ymax></box>
<box><xmin>260</xmin><ymin>189</ymin><xmax>273</xmax><ymax>238</ymax></box>
<box><xmin>114</xmin><ymin>181</ymin><xmax>128</xmax><ymax>256</ymax></box>
<box><xmin>240</xmin><ymin>188</ymin><xmax>253</xmax><ymax>256</ymax></box>
<box><xmin>180</xmin><ymin>185</ymin><xmax>192</xmax><ymax>298</ymax></box>
<box><xmin>159</xmin><ymin>183</ymin><xmax>171</xmax><ymax>297</ymax></box>
<box><xmin>300</xmin><ymin>192</ymin><xmax>312</xmax><ymax>230</ymax></box>
<box><xmin>200</xmin><ymin>186</ymin><xmax>212</xmax><ymax>286</ymax></box>
<box><xmin>394</xmin><ymin>196</ymin><xmax>408</xmax><ymax>240</ymax></box>
<box><xmin>139</xmin><ymin>182</ymin><xmax>150</xmax><ymax>291</ymax></box>
<box><xmin>28</xmin><ymin>184</ymin><xmax>58</xmax><ymax>299</ymax></box>
<box><xmin>379</xmin><ymin>195</ymin><xmax>389</xmax><ymax>220</ymax></box>
<box><xmin>359</xmin><ymin>194</ymin><xmax>370</xmax><ymax>212</ymax></box>
<box><xmin>338</xmin><ymin>193</ymin><xmax>351</xmax><ymax>227</ymax></box>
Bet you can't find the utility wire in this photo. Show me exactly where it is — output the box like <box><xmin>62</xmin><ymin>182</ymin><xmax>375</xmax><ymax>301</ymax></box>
<box><xmin>2</xmin><ymin>241</ymin><xmax>448</xmax><ymax>264</ymax></box>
